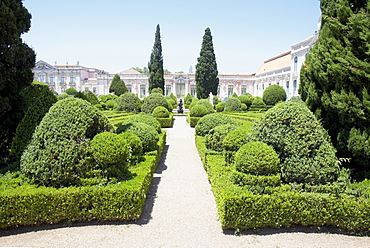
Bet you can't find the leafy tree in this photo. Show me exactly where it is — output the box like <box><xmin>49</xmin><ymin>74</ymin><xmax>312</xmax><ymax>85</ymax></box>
<box><xmin>133</xmin><ymin>67</ymin><xmax>149</xmax><ymax>74</ymax></box>
<box><xmin>299</xmin><ymin>0</ymin><xmax>370</xmax><ymax>175</ymax></box>
<box><xmin>148</xmin><ymin>24</ymin><xmax>165</xmax><ymax>93</ymax></box>
<box><xmin>109</xmin><ymin>74</ymin><xmax>128</xmax><ymax>96</ymax></box>
<box><xmin>195</xmin><ymin>27</ymin><xmax>219</xmax><ymax>99</ymax></box>
<box><xmin>85</xmin><ymin>91</ymin><xmax>100</xmax><ymax>105</ymax></box>
<box><xmin>0</xmin><ymin>0</ymin><xmax>36</xmax><ymax>158</ymax></box>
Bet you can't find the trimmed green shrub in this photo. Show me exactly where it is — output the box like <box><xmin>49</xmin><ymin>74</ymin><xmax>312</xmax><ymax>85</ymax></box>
<box><xmin>141</xmin><ymin>93</ymin><xmax>171</xmax><ymax>114</ymax></box>
<box><xmin>232</xmin><ymin>171</ymin><xmax>281</xmax><ymax>188</ymax></box>
<box><xmin>205</xmin><ymin>124</ymin><xmax>238</xmax><ymax>152</ymax></box>
<box><xmin>152</xmin><ymin>106</ymin><xmax>170</xmax><ymax>118</ymax></box>
<box><xmin>65</xmin><ymin>88</ymin><xmax>78</xmax><ymax>96</ymax></box>
<box><xmin>238</xmin><ymin>95</ymin><xmax>253</xmax><ymax>108</ymax></box>
<box><xmin>106</xmin><ymin>99</ymin><xmax>116</xmax><ymax>109</ymax></box>
<box><xmin>117</xmin><ymin>132</ymin><xmax>143</xmax><ymax>158</ymax></box>
<box><xmin>11</xmin><ymin>82</ymin><xmax>57</xmax><ymax>157</ymax></box>
<box><xmin>169</xmin><ymin>93</ymin><xmax>177</xmax><ymax>104</ymax></box>
<box><xmin>90</xmin><ymin>132</ymin><xmax>130</xmax><ymax>179</ymax></box>
<box><xmin>250</xmin><ymin>96</ymin><xmax>266</xmax><ymax>109</ymax></box>
<box><xmin>124</xmin><ymin>113</ymin><xmax>161</xmax><ymax>134</ymax></box>
<box><xmin>98</xmin><ymin>94</ymin><xmax>117</xmax><ymax>103</ymax></box>
<box><xmin>213</xmin><ymin>96</ymin><xmax>219</xmax><ymax>106</ymax></box>
<box><xmin>241</xmin><ymin>103</ymin><xmax>247</xmax><ymax>111</ymax></box>
<box><xmin>195</xmin><ymin>113</ymin><xmax>236</xmax><ymax>136</ymax></box>
<box><xmin>216</xmin><ymin>102</ymin><xmax>225</xmax><ymax>112</ymax></box>
<box><xmin>263</xmin><ymin>85</ymin><xmax>286</xmax><ymax>105</ymax></box>
<box><xmin>251</xmin><ymin>100</ymin><xmax>340</xmax><ymax>185</ymax></box>
<box><xmin>85</xmin><ymin>91</ymin><xmax>100</xmax><ymax>105</ymax></box>
<box><xmin>189</xmin><ymin>98</ymin><xmax>199</xmax><ymax>110</ymax></box>
<box><xmin>223</xmin><ymin>129</ymin><xmax>251</xmax><ymax>164</ymax></box>
<box><xmin>166</xmin><ymin>98</ymin><xmax>176</xmax><ymax>109</ymax></box>
<box><xmin>184</xmin><ymin>93</ymin><xmax>193</xmax><ymax>105</ymax></box>
<box><xmin>231</xmin><ymin>93</ymin><xmax>238</xmax><ymax>98</ymax></box>
<box><xmin>190</xmin><ymin>104</ymin><xmax>208</xmax><ymax>117</ymax></box>
<box><xmin>188</xmin><ymin>116</ymin><xmax>202</xmax><ymax>128</ymax></box>
<box><xmin>224</xmin><ymin>98</ymin><xmax>241</xmax><ymax>112</ymax></box>
<box><xmin>20</xmin><ymin>98</ymin><xmax>113</xmax><ymax>188</ymax></box>
<box><xmin>116</xmin><ymin>92</ymin><xmax>142</xmax><ymax>113</ymax></box>
<box><xmin>235</xmin><ymin>141</ymin><xmax>280</xmax><ymax>176</ymax></box>
<box><xmin>156</xmin><ymin>113</ymin><xmax>174</xmax><ymax>128</ymax></box>
<box><xmin>151</xmin><ymin>87</ymin><xmax>163</xmax><ymax>95</ymax></box>
<box><xmin>57</xmin><ymin>93</ymin><xmax>72</xmax><ymax>101</ymax></box>
<box><xmin>196</xmin><ymin>99</ymin><xmax>214</xmax><ymax>114</ymax></box>
<box><xmin>116</xmin><ymin>122</ymin><xmax>159</xmax><ymax>153</ymax></box>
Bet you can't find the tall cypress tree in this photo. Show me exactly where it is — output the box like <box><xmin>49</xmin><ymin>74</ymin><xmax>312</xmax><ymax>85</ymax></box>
<box><xmin>109</xmin><ymin>74</ymin><xmax>128</xmax><ymax>96</ymax></box>
<box><xmin>299</xmin><ymin>0</ymin><xmax>370</xmax><ymax>175</ymax></box>
<box><xmin>0</xmin><ymin>0</ymin><xmax>36</xmax><ymax>158</ymax></box>
<box><xmin>195</xmin><ymin>27</ymin><xmax>219</xmax><ymax>99</ymax></box>
<box><xmin>148</xmin><ymin>24</ymin><xmax>164</xmax><ymax>93</ymax></box>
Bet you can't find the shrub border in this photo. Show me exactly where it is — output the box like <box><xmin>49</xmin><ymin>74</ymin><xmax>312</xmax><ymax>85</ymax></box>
<box><xmin>195</xmin><ymin>135</ymin><xmax>370</xmax><ymax>233</ymax></box>
<box><xmin>0</xmin><ymin>131</ymin><xmax>166</xmax><ymax>229</ymax></box>
<box><xmin>156</xmin><ymin>113</ymin><xmax>174</xmax><ymax>128</ymax></box>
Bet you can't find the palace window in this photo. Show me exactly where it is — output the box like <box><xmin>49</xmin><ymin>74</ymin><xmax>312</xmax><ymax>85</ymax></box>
<box><xmin>165</xmin><ymin>85</ymin><xmax>171</xmax><ymax>96</ymax></box>
<box><xmin>40</xmin><ymin>74</ymin><xmax>45</xmax><ymax>83</ymax></box>
<box><xmin>140</xmin><ymin>85</ymin><xmax>146</xmax><ymax>98</ymax></box>
<box><xmin>61</xmin><ymin>75</ymin><xmax>65</xmax><ymax>84</ymax></box>
<box><xmin>293</xmin><ymin>80</ymin><xmax>297</xmax><ymax>93</ymax></box>
<box><xmin>84</xmin><ymin>87</ymin><xmax>89</xmax><ymax>93</ymax></box>
<box><xmin>228</xmin><ymin>85</ymin><xmax>233</xmax><ymax>96</ymax></box>
<box><xmin>70</xmin><ymin>75</ymin><xmax>74</xmax><ymax>84</ymax></box>
<box><xmin>93</xmin><ymin>87</ymin><xmax>97</xmax><ymax>94</ymax></box>
<box><xmin>294</xmin><ymin>57</ymin><xmax>298</xmax><ymax>71</ymax></box>
<box><xmin>241</xmin><ymin>85</ymin><xmax>247</xmax><ymax>95</ymax></box>
<box><xmin>190</xmin><ymin>85</ymin><xmax>196</xmax><ymax>97</ymax></box>
<box><xmin>127</xmin><ymin>85</ymin><xmax>132</xmax><ymax>93</ymax></box>
<box><xmin>50</xmin><ymin>75</ymin><xmax>54</xmax><ymax>84</ymax></box>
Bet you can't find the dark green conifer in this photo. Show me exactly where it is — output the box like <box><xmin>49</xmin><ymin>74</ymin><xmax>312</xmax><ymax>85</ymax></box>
<box><xmin>148</xmin><ymin>24</ymin><xmax>165</xmax><ymax>93</ymax></box>
<box><xmin>195</xmin><ymin>27</ymin><xmax>219</xmax><ymax>99</ymax></box>
<box><xmin>299</xmin><ymin>0</ymin><xmax>370</xmax><ymax>175</ymax></box>
<box><xmin>109</xmin><ymin>74</ymin><xmax>128</xmax><ymax>96</ymax></box>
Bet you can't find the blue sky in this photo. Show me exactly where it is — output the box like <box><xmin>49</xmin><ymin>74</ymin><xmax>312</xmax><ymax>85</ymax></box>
<box><xmin>22</xmin><ymin>0</ymin><xmax>321</xmax><ymax>74</ymax></box>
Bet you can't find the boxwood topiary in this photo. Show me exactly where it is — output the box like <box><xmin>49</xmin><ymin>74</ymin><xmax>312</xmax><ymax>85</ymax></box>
<box><xmin>116</xmin><ymin>92</ymin><xmax>142</xmax><ymax>113</ymax></box>
<box><xmin>238</xmin><ymin>94</ymin><xmax>253</xmax><ymax>108</ymax></box>
<box><xmin>189</xmin><ymin>98</ymin><xmax>199</xmax><ymax>110</ymax></box>
<box><xmin>250</xmin><ymin>96</ymin><xmax>266</xmax><ymax>109</ymax></box>
<box><xmin>263</xmin><ymin>85</ymin><xmax>287</xmax><ymax>106</ymax></box>
<box><xmin>196</xmin><ymin>99</ymin><xmax>214</xmax><ymax>114</ymax></box>
<box><xmin>116</xmin><ymin>122</ymin><xmax>158</xmax><ymax>153</ymax></box>
<box><xmin>106</xmin><ymin>99</ymin><xmax>116</xmax><ymax>109</ymax></box>
<box><xmin>190</xmin><ymin>104</ymin><xmax>209</xmax><ymax>117</ymax></box>
<box><xmin>124</xmin><ymin>113</ymin><xmax>161</xmax><ymax>133</ymax></box>
<box><xmin>152</xmin><ymin>106</ymin><xmax>170</xmax><ymax>118</ymax></box>
<box><xmin>251</xmin><ymin>100</ymin><xmax>340</xmax><ymax>185</ymax></box>
<box><xmin>205</xmin><ymin>124</ymin><xmax>238</xmax><ymax>152</ymax></box>
<box><xmin>117</xmin><ymin>132</ymin><xmax>143</xmax><ymax>158</ymax></box>
<box><xmin>20</xmin><ymin>97</ymin><xmax>113</xmax><ymax>188</ymax></box>
<box><xmin>224</xmin><ymin>97</ymin><xmax>242</xmax><ymax>112</ymax></box>
<box><xmin>141</xmin><ymin>93</ymin><xmax>171</xmax><ymax>114</ymax></box>
<box><xmin>223</xmin><ymin>129</ymin><xmax>251</xmax><ymax>163</ymax></box>
<box><xmin>234</xmin><ymin>141</ymin><xmax>280</xmax><ymax>176</ymax></box>
<box><xmin>184</xmin><ymin>93</ymin><xmax>193</xmax><ymax>105</ymax></box>
<box><xmin>90</xmin><ymin>132</ymin><xmax>130</xmax><ymax>179</ymax></box>
<box><xmin>216</xmin><ymin>102</ymin><xmax>225</xmax><ymax>112</ymax></box>
<box><xmin>195</xmin><ymin>113</ymin><xmax>236</xmax><ymax>136</ymax></box>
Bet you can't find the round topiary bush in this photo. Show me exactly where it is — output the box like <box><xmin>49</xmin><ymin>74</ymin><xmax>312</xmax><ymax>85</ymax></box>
<box><xmin>238</xmin><ymin>95</ymin><xmax>254</xmax><ymax>109</ymax></box>
<box><xmin>195</xmin><ymin>113</ymin><xmax>236</xmax><ymax>136</ymax></box>
<box><xmin>11</xmin><ymin>82</ymin><xmax>57</xmax><ymax>157</ymax></box>
<box><xmin>224</xmin><ymin>97</ymin><xmax>241</xmax><ymax>112</ymax></box>
<box><xmin>65</xmin><ymin>88</ymin><xmax>78</xmax><ymax>96</ymax></box>
<box><xmin>166</xmin><ymin>98</ymin><xmax>176</xmax><ymax>109</ymax></box>
<box><xmin>90</xmin><ymin>132</ymin><xmax>130</xmax><ymax>178</ymax></box>
<box><xmin>106</xmin><ymin>99</ymin><xmax>116</xmax><ymax>109</ymax></box>
<box><xmin>117</xmin><ymin>132</ymin><xmax>143</xmax><ymax>158</ymax></box>
<box><xmin>251</xmin><ymin>99</ymin><xmax>340</xmax><ymax>185</ymax></box>
<box><xmin>223</xmin><ymin>128</ymin><xmax>251</xmax><ymax>163</ymax></box>
<box><xmin>141</xmin><ymin>93</ymin><xmax>171</xmax><ymax>114</ymax></box>
<box><xmin>189</xmin><ymin>98</ymin><xmax>199</xmax><ymax>110</ymax></box>
<box><xmin>116</xmin><ymin>122</ymin><xmax>158</xmax><ymax>153</ymax></box>
<box><xmin>184</xmin><ymin>93</ymin><xmax>193</xmax><ymax>105</ymax></box>
<box><xmin>116</xmin><ymin>92</ymin><xmax>142</xmax><ymax>113</ymax></box>
<box><xmin>250</xmin><ymin>96</ymin><xmax>266</xmax><ymax>109</ymax></box>
<box><xmin>124</xmin><ymin>113</ymin><xmax>161</xmax><ymax>133</ymax></box>
<box><xmin>216</xmin><ymin>102</ymin><xmax>225</xmax><ymax>112</ymax></box>
<box><xmin>235</xmin><ymin>141</ymin><xmax>280</xmax><ymax>176</ymax></box>
<box><xmin>241</xmin><ymin>103</ymin><xmax>247</xmax><ymax>111</ymax></box>
<box><xmin>196</xmin><ymin>99</ymin><xmax>214</xmax><ymax>114</ymax></box>
<box><xmin>152</xmin><ymin>106</ymin><xmax>170</xmax><ymax>118</ymax></box>
<box><xmin>20</xmin><ymin>97</ymin><xmax>113</xmax><ymax>187</ymax></box>
<box><xmin>205</xmin><ymin>124</ymin><xmax>238</xmax><ymax>152</ymax></box>
<box><xmin>190</xmin><ymin>104</ymin><xmax>209</xmax><ymax>117</ymax></box>
<box><xmin>263</xmin><ymin>85</ymin><xmax>287</xmax><ymax>105</ymax></box>
<box><xmin>151</xmin><ymin>87</ymin><xmax>163</xmax><ymax>95</ymax></box>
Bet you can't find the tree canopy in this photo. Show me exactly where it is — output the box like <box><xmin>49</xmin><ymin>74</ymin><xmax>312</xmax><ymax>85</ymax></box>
<box><xmin>195</xmin><ymin>27</ymin><xmax>219</xmax><ymax>99</ymax></box>
<box><xmin>299</xmin><ymin>0</ymin><xmax>370</xmax><ymax>176</ymax></box>
<box><xmin>109</xmin><ymin>74</ymin><xmax>128</xmax><ymax>96</ymax></box>
<box><xmin>148</xmin><ymin>24</ymin><xmax>165</xmax><ymax>93</ymax></box>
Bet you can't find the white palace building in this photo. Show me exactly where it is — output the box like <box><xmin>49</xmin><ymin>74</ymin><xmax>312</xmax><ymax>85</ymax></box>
<box><xmin>32</xmin><ymin>34</ymin><xmax>318</xmax><ymax>100</ymax></box>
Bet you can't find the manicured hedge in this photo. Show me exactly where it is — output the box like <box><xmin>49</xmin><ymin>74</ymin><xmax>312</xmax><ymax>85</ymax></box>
<box><xmin>0</xmin><ymin>131</ymin><xmax>166</xmax><ymax>229</ymax></box>
<box><xmin>195</xmin><ymin>136</ymin><xmax>370</xmax><ymax>233</ymax></box>
<box><xmin>156</xmin><ymin>113</ymin><xmax>174</xmax><ymax>128</ymax></box>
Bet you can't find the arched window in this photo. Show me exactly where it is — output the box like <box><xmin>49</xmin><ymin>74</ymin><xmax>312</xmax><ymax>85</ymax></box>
<box><xmin>294</xmin><ymin>57</ymin><xmax>298</xmax><ymax>71</ymax></box>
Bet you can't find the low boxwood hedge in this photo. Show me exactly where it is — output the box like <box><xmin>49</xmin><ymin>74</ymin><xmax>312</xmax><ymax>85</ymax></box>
<box><xmin>0</xmin><ymin>131</ymin><xmax>166</xmax><ymax>229</ymax></box>
<box><xmin>195</xmin><ymin>135</ymin><xmax>370</xmax><ymax>233</ymax></box>
<box><xmin>156</xmin><ymin>113</ymin><xmax>174</xmax><ymax>128</ymax></box>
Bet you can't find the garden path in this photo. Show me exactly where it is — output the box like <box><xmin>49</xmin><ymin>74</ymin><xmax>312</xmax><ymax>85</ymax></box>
<box><xmin>1</xmin><ymin>116</ymin><xmax>370</xmax><ymax>247</ymax></box>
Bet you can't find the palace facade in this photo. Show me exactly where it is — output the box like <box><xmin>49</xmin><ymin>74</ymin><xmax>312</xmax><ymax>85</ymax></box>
<box><xmin>32</xmin><ymin>34</ymin><xmax>317</xmax><ymax>100</ymax></box>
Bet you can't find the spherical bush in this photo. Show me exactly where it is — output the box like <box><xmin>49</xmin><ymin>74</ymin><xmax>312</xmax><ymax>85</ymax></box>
<box><xmin>152</xmin><ymin>106</ymin><xmax>170</xmax><ymax>118</ymax></box>
<box><xmin>263</xmin><ymin>85</ymin><xmax>287</xmax><ymax>105</ymax></box>
<box><xmin>106</xmin><ymin>99</ymin><xmax>116</xmax><ymax>109</ymax></box>
<box><xmin>251</xmin><ymin>99</ymin><xmax>340</xmax><ymax>185</ymax></box>
<box><xmin>216</xmin><ymin>102</ymin><xmax>225</xmax><ymax>112</ymax></box>
<box><xmin>141</xmin><ymin>93</ymin><xmax>171</xmax><ymax>114</ymax></box>
<box><xmin>116</xmin><ymin>122</ymin><xmax>158</xmax><ymax>153</ymax></box>
<box><xmin>90</xmin><ymin>132</ymin><xmax>130</xmax><ymax>178</ymax></box>
<box><xmin>189</xmin><ymin>98</ymin><xmax>199</xmax><ymax>110</ymax></box>
<box><xmin>124</xmin><ymin>113</ymin><xmax>161</xmax><ymax>133</ymax></box>
<box><xmin>116</xmin><ymin>92</ymin><xmax>142</xmax><ymax>113</ymax></box>
<box><xmin>205</xmin><ymin>124</ymin><xmax>238</xmax><ymax>152</ymax></box>
<box><xmin>235</xmin><ymin>141</ymin><xmax>280</xmax><ymax>176</ymax></box>
<box><xmin>190</xmin><ymin>105</ymin><xmax>209</xmax><ymax>117</ymax></box>
<box><xmin>184</xmin><ymin>93</ymin><xmax>193</xmax><ymax>105</ymax></box>
<box><xmin>251</xmin><ymin>96</ymin><xmax>266</xmax><ymax>109</ymax></box>
<box><xmin>195</xmin><ymin>113</ymin><xmax>236</xmax><ymax>136</ymax></box>
<box><xmin>196</xmin><ymin>99</ymin><xmax>214</xmax><ymax>114</ymax></box>
<box><xmin>238</xmin><ymin>95</ymin><xmax>254</xmax><ymax>108</ymax></box>
<box><xmin>223</xmin><ymin>129</ymin><xmax>251</xmax><ymax>164</ymax></box>
<box><xmin>20</xmin><ymin>97</ymin><xmax>113</xmax><ymax>187</ymax></box>
<box><xmin>151</xmin><ymin>87</ymin><xmax>163</xmax><ymax>95</ymax></box>
<box><xmin>224</xmin><ymin>97</ymin><xmax>241</xmax><ymax>112</ymax></box>
<box><xmin>117</xmin><ymin>132</ymin><xmax>143</xmax><ymax>157</ymax></box>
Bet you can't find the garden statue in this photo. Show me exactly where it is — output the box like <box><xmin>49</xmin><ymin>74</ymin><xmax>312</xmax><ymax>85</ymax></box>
<box><xmin>209</xmin><ymin>92</ymin><xmax>214</xmax><ymax>106</ymax></box>
<box><xmin>178</xmin><ymin>99</ymin><xmax>184</xmax><ymax>114</ymax></box>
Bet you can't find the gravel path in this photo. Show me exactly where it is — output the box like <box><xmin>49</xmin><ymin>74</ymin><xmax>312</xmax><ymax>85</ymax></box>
<box><xmin>1</xmin><ymin>116</ymin><xmax>370</xmax><ymax>247</ymax></box>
